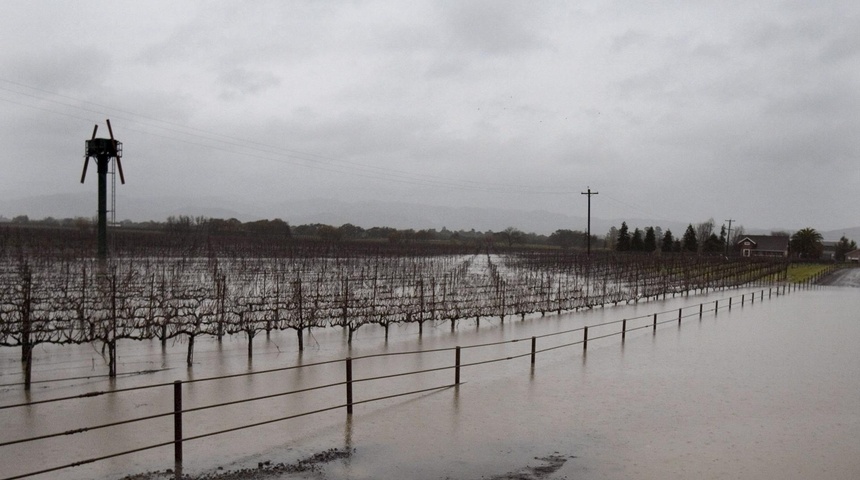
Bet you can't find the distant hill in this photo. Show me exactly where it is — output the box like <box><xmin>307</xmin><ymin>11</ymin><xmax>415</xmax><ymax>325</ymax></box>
<box><xmin>821</xmin><ymin>227</ymin><xmax>860</xmax><ymax>243</ymax></box>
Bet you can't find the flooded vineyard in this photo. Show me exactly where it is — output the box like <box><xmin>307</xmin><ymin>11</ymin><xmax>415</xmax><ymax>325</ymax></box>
<box><xmin>1</xmin><ymin>276</ymin><xmax>857</xmax><ymax>480</ymax></box>
<box><xmin>5</xmin><ymin>238</ymin><xmax>830</xmax><ymax>480</ymax></box>
<box><xmin>0</xmin><ymin>249</ymin><xmax>785</xmax><ymax>388</ymax></box>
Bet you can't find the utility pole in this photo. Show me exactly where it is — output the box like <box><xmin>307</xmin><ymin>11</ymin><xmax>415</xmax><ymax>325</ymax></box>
<box><xmin>724</xmin><ymin>219</ymin><xmax>735</xmax><ymax>255</ymax></box>
<box><xmin>581</xmin><ymin>187</ymin><xmax>598</xmax><ymax>255</ymax></box>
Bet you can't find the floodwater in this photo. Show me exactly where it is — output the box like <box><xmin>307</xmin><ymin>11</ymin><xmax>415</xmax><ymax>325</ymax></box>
<box><xmin>2</xmin><ymin>281</ymin><xmax>859</xmax><ymax>480</ymax></box>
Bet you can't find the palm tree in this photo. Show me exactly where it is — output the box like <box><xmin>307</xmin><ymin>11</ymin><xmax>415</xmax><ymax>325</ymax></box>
<box><xmin>790</xmin><ymin>228</ymin><xmax>823</xmax><ymax>259</ymax></box>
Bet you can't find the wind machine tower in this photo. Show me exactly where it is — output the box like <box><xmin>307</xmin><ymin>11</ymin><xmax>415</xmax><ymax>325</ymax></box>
<box><xmin>81</xmin><ymin>119</ymin><xmax>125</xmax><ymax>258</ymax></box>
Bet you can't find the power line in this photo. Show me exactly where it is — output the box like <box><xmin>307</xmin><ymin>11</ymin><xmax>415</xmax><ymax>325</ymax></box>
<box><xmin>601</xmin><ymin>193</ymin><xmax>678</xmax><ymax>225</ymax></box>
<box><xmin>0</xmin><ymin>78</ymin><xmax>580</xmax><ymax>196</ymax></box>
<box><xmin>0</xmin><ymin>79</ymin><xmax>689</xmax><ymax>225</ymax></box>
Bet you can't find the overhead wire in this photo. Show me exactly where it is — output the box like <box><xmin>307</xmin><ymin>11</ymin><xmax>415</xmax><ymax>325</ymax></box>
<box><xmin>601</xmin><ymin>193</ymin><xmax>678</xmax><ymax>225</ymax></box>
<box><xmin>0</xmin><ymin>78</ymin><xmax>580</xmax><ymax>196</ymax></box>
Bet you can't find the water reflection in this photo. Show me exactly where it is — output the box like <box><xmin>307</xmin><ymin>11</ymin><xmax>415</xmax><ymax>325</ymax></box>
<box><xmin>342</xmin><ymin>414</ymin><xmax>353</xmax><ymax>469</ymax></box>
<box><xmin>2</xmin><ymin>287</ymin><xmax>859</xmax><ymax>479</ymax></box>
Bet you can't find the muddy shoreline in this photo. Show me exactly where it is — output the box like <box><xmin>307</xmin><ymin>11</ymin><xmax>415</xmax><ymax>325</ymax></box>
<box><xmin>118</xmin><ymin>449</ymin><xmax>572</xmax><ymax>480</ymax></box>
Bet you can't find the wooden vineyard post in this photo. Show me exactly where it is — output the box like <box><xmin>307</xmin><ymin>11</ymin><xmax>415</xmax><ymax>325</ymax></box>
<box><xmin>583</xmin><ymin>327</ymin><xmax>588</xmax><ymax>351</ymax></box>
<box><xmin>621</xmin><ymin>319</ymin><xmax>627</xmax><ymax>342</ymax></box>
<box><xmin>109</xmin><ymin>274</ymin><xmax>117</xmax><ymax>378</ymax></box>
<box><xmin>20</xmin><ymin>263</ymin><xmax>32</xmax><ymax>390</ymax></box>
<box><xmin>531</xmin><ymin>336</ymin><xmax>536</xmax><ymax>364</ymax></box>
<box><xmin>678</xmin><ymin>308</ymin><xmax>682</xmax><ymax>325</ymax></box>
<box><xmin>346</xmin><ymin>357</ymin><xmax>353</xmax><ymax>415</ymax></box>
<box><xmin>455</xmin><ymin>346</ymin><xmax>461</xmax><ymax>384</ymax></box>
<box><xmin>652</xmin><ymin>313</ymin><xmax>657</xmax><ymax>333</ymax></box>
<box><xmin>174</xmin><ymin>380</ymin><xmax>183</xmax><ymax>479</ymax></box>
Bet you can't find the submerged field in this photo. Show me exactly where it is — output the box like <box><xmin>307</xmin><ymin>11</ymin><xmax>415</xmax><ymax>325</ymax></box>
<box><xmin>2</xmin><ymin>280</ymin><xmax>858</xmax><ymax>480</ymax></box>
<box><xmin>3</xmin><ymin>232</ymin><xmax>848</xmax><ymax>479</ymax></box>
<box><xmin>2</xmin><ymin>245</ymin><xmax>788</xmax><ymax>388</ymax></box>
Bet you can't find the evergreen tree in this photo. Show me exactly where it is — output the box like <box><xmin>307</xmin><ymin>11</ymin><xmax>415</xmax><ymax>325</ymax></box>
<box><xmin>616</xmin><ymin>222</ymin><xmax>631</xmax><ymax>251</ymax></box>
<box><xmin>835</xmin><ymin>236</ymin><xmax>858</xmax><ymax>261</ymax></box>
<box><xmin>643</xmin><ymin>227</ymin><xmax>657</xmax><ymax>252</ymax></box>
<box><xmin>631</xmin><ymin>228</ymin><xmax>645</xmax><ymax>251</ymax></box>
<box><xmin>682</xmin><ymin>224</ymin><xmax>698</xmax><ymax>252</ymax></box>
<box><xmin>661</xmin><ymin>229</ymin><xmax>674</xmax><ymax>253</ymax></box>
<box><xmin>702</xmin><ymin>233</ymin><xmax>723</xmax><ymax>253</ymax></box>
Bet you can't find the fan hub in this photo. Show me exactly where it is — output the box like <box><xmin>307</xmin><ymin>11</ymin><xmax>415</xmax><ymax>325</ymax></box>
<box><xmin>85</xmin><ymin>138</ymin><xmax>122</xmax><ymax>158</ymax></box>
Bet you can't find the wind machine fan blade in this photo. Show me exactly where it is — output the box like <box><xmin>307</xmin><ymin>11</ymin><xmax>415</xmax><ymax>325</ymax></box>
<box><xmin>80</xmin><ymin>157</ymin><xmax>89</xmax><ymax>183</ymax></box>
<box><xmin>106</xmin><ymin>119</ymin><xmax>117</xmax><ymax>153</ymax></box>
<box><xmin>81</xmin><ymin>123</ymin><xmax>98</xmax><ymax>183</ymax></box>
<box><xmin>116</xmin><ymin>158</ymin><xmax>126</xmax><ymax>184</ymax></box>
<box><xmin>105</xmin><ymin>119</ymin><xmax>125</xmax><ymax>183</ymax></box>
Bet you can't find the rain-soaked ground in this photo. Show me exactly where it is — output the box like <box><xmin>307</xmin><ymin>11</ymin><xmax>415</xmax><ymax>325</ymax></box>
<box><xmin>2</xmin><ymin>271</ymin><xmax>860</xmax><ymax>480</ymax></box>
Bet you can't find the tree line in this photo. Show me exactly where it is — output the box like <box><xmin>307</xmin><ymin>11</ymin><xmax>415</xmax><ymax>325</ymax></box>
<box><xmin>2</xmin><ymin>215</ymin><xmax>603</xmax><ymax>252</ymax></box>
<box><xmin>607</xmin><ymin>219</ymin><xmax>857</xmax><ymax>261</ymax></box>
<box><xmin>5</xmin><ymin>214</ymin><xmax>855</xmax><ymax>259</ymax></box>
<box><xmin>608</xmin><ymin>218</ymin><xmax>739</xmax><ymax>255</ymax></box>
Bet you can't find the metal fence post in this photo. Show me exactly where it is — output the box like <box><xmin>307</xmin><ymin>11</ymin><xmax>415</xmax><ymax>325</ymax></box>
<box><xmin>455</xmin><ymin>346</ymin><xmax>461</xmax><ymax>384</ymax></box>
<box><xmin>346</xmin><ymin>357</ymin><xmax>353</xmax><ymax>415</ymax></box>
<box><xmin>652</xmin><ymin>313</ymin><xmax>657</xmax><ymax>333</ymax></box>
<box><xmin>173</xmin><ymin>380</ymin><xmax>183</xmax><ymax>478</ymax></box>
<box><xmin>530</xmin><ymin>337</ymin><xmax>536</xmax><ymax>364</ymax></box>
<box><xmin>583</xmin><ymin>327</ymin><xmax>588</xmax><ymax>351</ymax></box>
<box><xmin>678</xmin><ymin>308</ymin><xmax>682</xmax><ymax>325</ymax></box>
<box><xmin>622</xmin><ymin>319</ymin><xmax>627</xmax><ymax>342</ymax></box>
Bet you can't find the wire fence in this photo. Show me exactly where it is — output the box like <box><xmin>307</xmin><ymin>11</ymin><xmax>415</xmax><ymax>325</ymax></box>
<box><xmin>0</xmin><ymin>277</ymin><xmax>825</xmax><ymax>480</ymax></box>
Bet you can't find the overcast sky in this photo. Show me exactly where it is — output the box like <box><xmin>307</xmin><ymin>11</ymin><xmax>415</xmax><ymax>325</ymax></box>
<box><xmin>1</xmin><ymin>0</ymin><xmax>858</xmax><ymax>231</ymax></box>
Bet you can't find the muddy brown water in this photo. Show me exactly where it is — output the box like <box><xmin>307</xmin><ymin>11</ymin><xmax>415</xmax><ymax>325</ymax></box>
<box><xmin>2</xmin><ymin>279</ymin><xmax>859</xmax><ymax>480</ymax></box>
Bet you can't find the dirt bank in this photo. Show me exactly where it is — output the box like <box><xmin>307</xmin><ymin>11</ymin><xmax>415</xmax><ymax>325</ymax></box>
<box><xmin>118</xmin><ymin>450</ymin><xmax>572</xmax><ymax>480</ymax></box>
<box><xmin>119</xmin><ymin>448</ymin><xmax>350</xmax><ymax>480</ymax></box>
